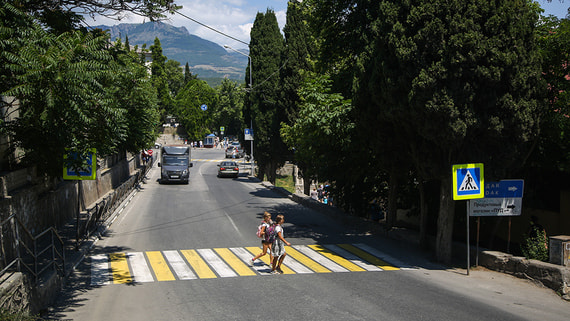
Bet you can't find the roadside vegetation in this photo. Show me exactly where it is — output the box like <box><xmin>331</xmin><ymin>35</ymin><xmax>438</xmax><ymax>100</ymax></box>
<box><xmin>2</xmin><ymin>0</ymin><xmax>569</xmax><ymax>264</ymax></box>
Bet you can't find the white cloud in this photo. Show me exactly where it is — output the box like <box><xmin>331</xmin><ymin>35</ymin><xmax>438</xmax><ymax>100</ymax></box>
<box><xmin>82</xmin><ymin>0</ymin><xmax>288</xmax><ymax>50</ymax></box>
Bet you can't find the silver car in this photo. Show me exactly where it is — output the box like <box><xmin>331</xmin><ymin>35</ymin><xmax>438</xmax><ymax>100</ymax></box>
<box><xmin>217</xmin><ymin>161</ymin><xmax>239</xmax><ymax>178</ymax></box>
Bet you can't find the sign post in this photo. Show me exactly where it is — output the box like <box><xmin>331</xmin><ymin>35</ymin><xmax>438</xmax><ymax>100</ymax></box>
<box><xmin>244</xmin><ymin>128</ymin><xmax>254</xmax><ymax>175</ymax></box>
<box><xmin>469</xmin><ymin>180</ymin><xmax>524</xmax><ymax>263</ymax></box>
<box><xmin>452</xmin><ymin>163</ymin><xmax>484</xmax><ymax>275</ymax></box>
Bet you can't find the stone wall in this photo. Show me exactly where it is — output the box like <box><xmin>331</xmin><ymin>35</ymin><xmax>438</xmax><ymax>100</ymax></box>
<box><xmin>0</xmin><ymin>273</ymin><xmax>30</xmax><ymax>316</ymax></box>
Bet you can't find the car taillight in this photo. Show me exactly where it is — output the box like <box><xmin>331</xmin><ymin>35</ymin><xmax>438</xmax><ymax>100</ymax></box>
<box><xmin>234</xmin><ymin>167</ymin><xmax>239</xmax><ymax>170</ymax></box>
<box><xmin>220</xmin><ymin>167</ymin><xmax>226</xmax><ymax>170</ymax></box>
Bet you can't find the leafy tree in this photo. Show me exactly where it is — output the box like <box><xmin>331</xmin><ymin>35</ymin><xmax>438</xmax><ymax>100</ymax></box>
<box><xmin>248</xmin><ymin>9</ymin><xmax>285</xmax><ymax>183</ymax></box>
<box><xmin>173</xmin><ymin>78</ymin><xmax>216</xmax><ymax>140</ymax></box>
<box><xmin>281</xmin><ymin>72</ymin><xmax>353</xmax><ymax>196</ymax></box>
<box><xmin>107</xmin><ymin>41</ymin><xmax>160</xmax><ymax>153</ymax></box>
<box><xmin>1</xmin><ymin>15</ymin><xmax>123</xmax><ymax>176</ymax></box>
<box><xmin>214</xmin><ymin>79</ymin><xmax>244</xmax><ymax>138</ymax></box>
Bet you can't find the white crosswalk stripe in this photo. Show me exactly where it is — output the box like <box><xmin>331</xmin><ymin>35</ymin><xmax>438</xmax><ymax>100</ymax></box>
<box><xmin>164</xmin><ymin>250</ymin><xmax>197</xmax><ymax>280</ymax></box>
<box><xmin>127</xmin><ymin>252</ymin><xmax>154</xmax><ymax>283</ymax></box>
<box><xmin>197</xmin><ymin>248</ymin><xmax>237</xmax><ymax>277</ymax></box>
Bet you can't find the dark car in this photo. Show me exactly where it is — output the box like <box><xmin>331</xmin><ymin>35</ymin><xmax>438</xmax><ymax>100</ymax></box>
<box><xmin>217</xmin><ymin>161</ymin><xmax>239</xmax><ymax>178</ymax></box>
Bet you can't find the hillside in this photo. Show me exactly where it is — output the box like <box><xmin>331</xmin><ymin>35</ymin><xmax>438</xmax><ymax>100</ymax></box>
<box><xmin>93</xmin><ymin>22</ymin><xmax>248</xmax><ymax>83</ymax></box>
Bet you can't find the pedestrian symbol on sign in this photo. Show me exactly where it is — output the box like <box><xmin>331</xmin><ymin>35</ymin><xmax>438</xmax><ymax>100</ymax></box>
<box><xmin>459</xmin><ymin>171</ymin><xmax>479</xmax><ymax>191</ymax></box>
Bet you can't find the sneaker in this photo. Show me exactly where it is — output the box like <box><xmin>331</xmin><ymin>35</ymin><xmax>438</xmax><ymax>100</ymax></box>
<box><xmin>270</xmin><ymin>270</ymin><xmax>279</xmax><ymax>275</ymax></box>
<box><xmin>250</xmin><ymin>258</ymin><xmax>255</xmax><ymax>266</ymax></box>
<box><xmin>277</xmin><ymin>268</ymin><xmax>283</xmax><ymax>274</ymax></box>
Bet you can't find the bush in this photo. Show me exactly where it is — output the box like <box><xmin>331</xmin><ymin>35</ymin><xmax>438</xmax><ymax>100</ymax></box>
<box><xmin>520</xmin><ymin>232</ymin><xmax>549</xmax><ymax>262</ymax></box>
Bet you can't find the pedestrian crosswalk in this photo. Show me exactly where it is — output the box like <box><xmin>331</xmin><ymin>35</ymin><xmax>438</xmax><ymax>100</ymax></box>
<box><xmin>90</xmin><ymin>243</ymin><xmax>415</xmax><ymax>285</ymax></box>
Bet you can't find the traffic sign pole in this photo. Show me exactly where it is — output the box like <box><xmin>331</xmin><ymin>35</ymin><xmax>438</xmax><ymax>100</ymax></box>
<box><xmin>452</xmin><ymin>163</ymin><xmax>484</xmax><ymax>276</ymax></box>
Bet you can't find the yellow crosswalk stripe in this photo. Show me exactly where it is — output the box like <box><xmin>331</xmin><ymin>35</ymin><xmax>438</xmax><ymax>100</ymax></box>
<box><xmin>110</xmin><ymin>253</ymin><xmax>132</xmax><ymax>284</ymax></box>
<box><xmin>180</xmin><ymin>249</ymin><xmax>217</xmax><ymax>279</ymax></box>
<box><xmin>146</xmin><ymin>251</ymin><xmax>176</xmax><ymax>281</ymax></box>
<box><xmin>214</xmin><ymin>248</ymin><xmax>256</xmax><ymax>276</ymax></box>
<box><xmin>338</xmin><ymin>244</ymin><xmax>399</xmax><ymax>271</ymax></box>
<box><xmin>286</xmin><ymin>246</ymin><xmax>331</xmax><ymax>273</ymax></box>
<box><xmin>308</xmin><ymin>245</ymin><xmax>366</xmax><ymax>272</ymax></box>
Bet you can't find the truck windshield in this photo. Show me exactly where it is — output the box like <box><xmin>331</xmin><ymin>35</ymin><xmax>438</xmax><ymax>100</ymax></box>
<box><xmin>162</xmin><ymin>155</ymin><xmax>188</xmax><ymax>166</ymax></box>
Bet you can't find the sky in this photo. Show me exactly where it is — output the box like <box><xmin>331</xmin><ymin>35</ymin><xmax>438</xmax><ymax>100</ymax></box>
<box><xmin>82</xmin><ymin>0</ymin><xmax>569</xmax><ymax>51</ymax></box>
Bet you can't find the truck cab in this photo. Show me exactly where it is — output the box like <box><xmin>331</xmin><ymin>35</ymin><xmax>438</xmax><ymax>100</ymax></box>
<box><xmin>158</xmin><ymin>145</ymin><xmax>192</xmax><ymax>184</ymax></box>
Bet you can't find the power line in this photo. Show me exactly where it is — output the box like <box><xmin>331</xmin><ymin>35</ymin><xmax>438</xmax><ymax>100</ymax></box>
<box><xmin>174</xmin><ymin>10</ymin><xmax>249</xmax><ymax>46</ymax></box>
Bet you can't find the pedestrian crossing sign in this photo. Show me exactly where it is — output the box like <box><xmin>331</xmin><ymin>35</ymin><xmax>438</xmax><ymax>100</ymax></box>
<box><xmin>452</xmin><ymin>163</ymin><xmax>484</xmax><ymax>200</ymax></box>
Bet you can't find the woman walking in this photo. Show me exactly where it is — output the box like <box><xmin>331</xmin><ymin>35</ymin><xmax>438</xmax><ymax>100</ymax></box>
<box><xmin>271</xmin><ymin>215</ymin><xmax>291</xmax><ymax>274</ymax></box>
<box><xmin>251</xmin><ymin>211</ymin><xmax>274</xmax><ymax>265</ymax></box>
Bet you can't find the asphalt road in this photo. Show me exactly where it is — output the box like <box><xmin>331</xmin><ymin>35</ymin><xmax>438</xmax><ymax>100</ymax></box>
<box><xmin>46</xmin><ymin>148</ymin><xmax>570</xmax><ymax>321</ymax></box>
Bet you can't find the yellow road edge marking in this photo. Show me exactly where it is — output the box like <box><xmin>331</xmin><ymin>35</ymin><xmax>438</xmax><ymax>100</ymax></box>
<box><xmin>214</xmin><ymin>248</ymin><xmax>256</xmax><ymax>276</ymax></box>
<box><xmin>308</xmin><ymin>245</ymin><xmax>366</xmax><ymax>272</ymax></box>
<box><xmin>245</xmin><ymin>246</ymin><xmax>295</xmax><ymax>274</ymax></box>
<box><xmin>109</xmin><ymin>253</ymin><xmax>132</xmax><ymax>284</ymax></box>
<box><xmin>338</xmin><ymin>244</ymin><xmax>399</xmax><ymax>271</ymax></box>
<box><xmin>180</xmin><ymin>249</ymin><xmax>217</xmax><ymax>279</ymax></box>
<box><xmin>286</xmin><ymin>246</ymin><xmax>331</xmax><ymax>273</ymax></box>
<box><xmin>146</xmin><ymin>251</ymin><xmax>176</xmax><ymax>281</ymax></box>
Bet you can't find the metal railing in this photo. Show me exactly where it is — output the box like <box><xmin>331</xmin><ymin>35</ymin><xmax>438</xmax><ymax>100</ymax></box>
<box><xmin>0</xmin><ymin>214</ymin><xmax>65</xmax><ymax>284</ymax></box>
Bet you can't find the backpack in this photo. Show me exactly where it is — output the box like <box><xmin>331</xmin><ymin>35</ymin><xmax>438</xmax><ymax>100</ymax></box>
<box><xmin>256</xmin><ymin>222</ymin><xmax>265</xmax><ymax>238</ymax></box>
<box><xmin>264</xmin><ymin>224</ymin><xmax>276</xmax><ymax>243</ymax></box>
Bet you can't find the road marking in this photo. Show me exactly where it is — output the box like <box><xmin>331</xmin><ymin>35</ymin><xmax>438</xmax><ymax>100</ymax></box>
<box><xmin>322</xmin><ymin>244</ymin><xmax>382</xmax><ymax>271</ymax></box>
<box><xmin>286</xmin><ymin>246</ymin><xmax>331</xmax><ymax>273</ymax></box>
<box><xmin>353</xmin><ymin>243</ymin><xmax>415</xmax><ymax>270</ymax></box>
<box><xmin>109</xmin><ymin>252</ymin><xmax>132</xmax><ymax>284</ymax></box>
<box><xmin>147</xmin><ymin>251</ymin><xmax>176</xmax><ymax>281</ymax></box>
<box><xmin>197</xmin><ymin>248</ymin><xmax>237</xmax><ymax>277</ymax></box>
<box><xmin>215</xmin><ymin>248</ymin><xmax>256</xmax><ymax>276</ymax></box>
<box><xmin>93</xmin><ymin>244</ymin><xmax>412</xmax><ymax>285</ymax></box>
<box><xmin>180</xmin><ymin>249</ymin><xmax>216</xmax><ymax>279</ymax></box>
<box><xmin>339</xmin><ymin>244</ymin><xmax>399</xmax><ymax>271</ymax></box>
<box><xmin>91</xmin><ymin>254</ymin><xmax>110</xmax><ymax>286</ymax></box>
<box><xmin>308</xmin><ymin>245</ymin><xmax>365</xmax><ymax>272</ymax></box>
<box><xmin>127</xmin><ymin>252</ymin><xmax>154</xmax><ymax>283</ymax></box>
<box><xmin>164</xmin><ymin>250</ymin><xmax>197</xmax><ymax>280</ymax></box>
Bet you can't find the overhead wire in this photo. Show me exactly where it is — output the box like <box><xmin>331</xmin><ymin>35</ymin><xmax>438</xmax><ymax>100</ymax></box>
<box><xmin>174</xmin><ymin>10</ymin><xmax>249</xmax><ymax>46</ymax></box>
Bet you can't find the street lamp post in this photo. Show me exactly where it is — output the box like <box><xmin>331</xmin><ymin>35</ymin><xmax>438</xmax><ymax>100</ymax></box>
<box><xmin>224</xmin><ymin>45</ymin><xmax>254</xmax><ymax>176</ymax></box>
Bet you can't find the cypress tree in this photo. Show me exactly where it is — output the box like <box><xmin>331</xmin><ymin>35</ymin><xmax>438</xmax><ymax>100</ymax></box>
<box><xmin>249</xmin><ymin>9</ymin><xmax>285</xmax><ymax>183</ymax></box>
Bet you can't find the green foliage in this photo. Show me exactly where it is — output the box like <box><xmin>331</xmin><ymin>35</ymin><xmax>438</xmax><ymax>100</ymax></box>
<box><xmin>213</xmin><ymin>79</ymin><xmax>244</xmax><ymax>137</ymax></box>
<box><xmin>1</xmin><ymin>3</ymin><xmax>160</xmax><ymax>176</ymax></box>
<box><xmin>0</xmin><ymin>308</ymin><xmax>40</xmax><ymax>321</ymax></box>
<box><xmin>281</xmin><ymin>72</ymin><xmax>353</xmax><ymax>182</ymax></box>
<box><xmin>521</xmin><ymin>230</ymin><xmax>549</xmax><ymax>262</ymax></box>
<box><xmin>173</xmin><ymin>78</ymin><xmax>216</xmax><ymax>140</ymax></box>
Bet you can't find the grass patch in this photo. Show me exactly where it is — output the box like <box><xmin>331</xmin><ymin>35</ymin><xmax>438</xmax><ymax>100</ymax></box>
<box><xmin>275</xmin><ymin>174</ymin><xmax>295</xmax><ymax>194</ymax></box>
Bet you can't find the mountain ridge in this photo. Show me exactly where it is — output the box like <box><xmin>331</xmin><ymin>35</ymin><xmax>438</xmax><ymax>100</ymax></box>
<box><xmin>92</xmin><ymin>22</ymin><xmax>248</xmax><ymax>83</ymax></box>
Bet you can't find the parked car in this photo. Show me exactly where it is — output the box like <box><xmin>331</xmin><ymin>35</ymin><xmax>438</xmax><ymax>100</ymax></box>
<box><xmin>217</xmin><ymin>161</ymin><xmax>239</xmax><ymax>178</ymax></box>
